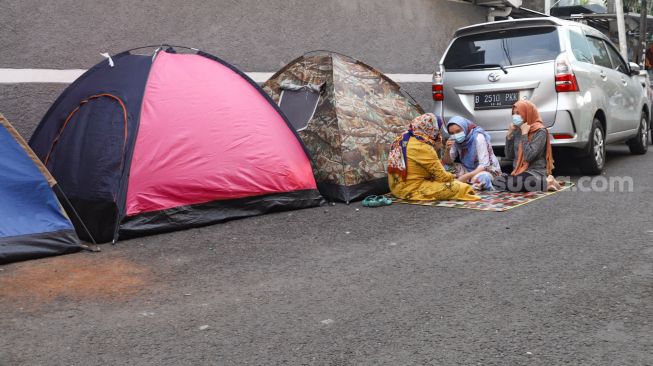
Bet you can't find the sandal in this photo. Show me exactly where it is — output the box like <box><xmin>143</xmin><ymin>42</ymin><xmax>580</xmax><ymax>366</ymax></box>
<box><xmin>362</xmin><ymin>195</ymin><xmax>392</xmax><ymax>207</ymax></box>
<box><xmin>376</xmin><ymin>196</ymin><xmax>392</xmax><ymax>206</ymax></box>
<box><xmin>546</xmin><ymin>175</ymin><xmax>563</xmax><ymax>191</ymax></box>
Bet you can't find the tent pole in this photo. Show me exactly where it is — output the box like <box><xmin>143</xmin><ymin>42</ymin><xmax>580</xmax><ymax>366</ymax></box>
<box><xmin>54</xmin><ymin>184</ymin><xmax>97</xmax><ymax>245</ymax></box>
<box><xmin>640</xmin><ymin>0</ymin><xmax>648</xmax><ymax>67</ymax></box>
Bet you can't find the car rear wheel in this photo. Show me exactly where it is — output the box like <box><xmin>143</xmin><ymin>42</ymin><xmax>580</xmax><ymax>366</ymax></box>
<box><xmin>627</xmin><ymin>112</ymin><xmax>648</xmax><ymax>155</ymax></box>
<box><xmin>579</xmin><ymin>118</ymin><xmax>605</xmax><ymax>175</ymax></box>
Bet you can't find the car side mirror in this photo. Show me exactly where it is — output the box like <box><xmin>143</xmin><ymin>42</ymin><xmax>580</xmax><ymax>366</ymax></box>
<box><xmin>629</xmin><ymin>62</ymin><xmax>641</xmax><ymax>76</ymax></box>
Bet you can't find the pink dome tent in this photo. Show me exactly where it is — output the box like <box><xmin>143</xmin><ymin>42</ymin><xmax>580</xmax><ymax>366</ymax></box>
<box><xmin>30</xmin><ymin>46</ymin><xmax>322</xmax><ymax>243</ymax></box>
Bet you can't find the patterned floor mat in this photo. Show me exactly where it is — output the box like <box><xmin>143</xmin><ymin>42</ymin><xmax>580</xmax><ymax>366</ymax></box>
<box><xmin>389</xmin><ymin>182</ymin><xmax>574</xmax><ymax>212</ymax></box>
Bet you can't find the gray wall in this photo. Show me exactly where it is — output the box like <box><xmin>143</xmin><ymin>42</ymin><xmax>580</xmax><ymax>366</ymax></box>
<box><xmin>0</xmin><ymin>0</ymin><xmax>486</xmax><ymax>137</ymax></box>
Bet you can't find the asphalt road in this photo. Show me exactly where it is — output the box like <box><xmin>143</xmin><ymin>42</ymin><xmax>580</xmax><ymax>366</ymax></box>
<box><xmin>1</xmin><ymin>145</ymin><xmax>652</xmax><ymax>366</ymax></box>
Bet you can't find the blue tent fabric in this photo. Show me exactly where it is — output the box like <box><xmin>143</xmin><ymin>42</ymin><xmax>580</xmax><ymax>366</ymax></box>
<box><xmin>0</xmin><ymin>116</ymin><xmax>81</xmax><ymax>264</ymax></box>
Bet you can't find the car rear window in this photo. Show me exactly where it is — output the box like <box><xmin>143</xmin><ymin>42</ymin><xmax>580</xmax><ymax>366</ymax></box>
<box><xmin>569</xmin><ymin>27</ymin><xmax>593</xmax><ymax>63</ymax></box>
<box><xmin>585</xmin><ymin>36</ymin><xmax>612</xmax><ymax>69</ymax></box>
<box><xmin>443</xmin><ymin>27</ymin><xmax>561</xmax><ymax>69</ymax></box>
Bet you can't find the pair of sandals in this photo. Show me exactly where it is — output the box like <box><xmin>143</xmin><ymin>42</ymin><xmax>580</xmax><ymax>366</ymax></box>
<box><xmin>362</xmin><ymin>195</ymin><xmax>393</xmax><ymax>207</ymax></box>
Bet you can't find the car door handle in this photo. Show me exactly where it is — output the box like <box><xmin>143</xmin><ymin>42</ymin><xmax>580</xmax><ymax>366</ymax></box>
<box><xmin>621</xmin><ymin>77</ymin><xmax>628</xmax><ymax>86</ymax></box>
<box><xmin>599</xmin><ymin>71</ymin><xmax>607</xmax><ymax>80</ymax></box>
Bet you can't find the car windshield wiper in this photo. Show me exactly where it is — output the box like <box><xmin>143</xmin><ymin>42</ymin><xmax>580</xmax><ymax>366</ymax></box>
<box><xmin>460</xmin><ymin>63</ymin><xmax>508</xmax><ymax>74</ymax></box>
<box><xmin>501</xmin><ymin>39</ymin><xmax>513</xmax><ymax>67</ymax></box>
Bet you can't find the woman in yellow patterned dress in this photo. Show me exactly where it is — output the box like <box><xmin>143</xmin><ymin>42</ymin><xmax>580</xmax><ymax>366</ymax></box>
<box><xmin>387</xmin><ymin>113</ymin><xmax>480</xmax><ymax>201</ymax></box>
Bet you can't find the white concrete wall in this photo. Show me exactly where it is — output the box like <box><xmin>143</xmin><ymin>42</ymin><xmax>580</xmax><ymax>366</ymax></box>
<box><xmin>0</xmin><ymin>0</ymin><xmax>486</xmax><ymax>137</ymax></box>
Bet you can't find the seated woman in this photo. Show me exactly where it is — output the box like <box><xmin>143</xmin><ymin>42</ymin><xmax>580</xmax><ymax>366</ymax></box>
<box><xmin>442</xmin><ymin>116</ymin><xmax>502</xmax><ymax>190</ymax></box>
<box><xmin>388</xmin><ymin>113</ymin><xmax>479</xmax><ymax>201</ymax></box>
<box><xmin>493</xmin><ymin>99</ymin><xmax>559</xmax><ymax>192</ymax></box>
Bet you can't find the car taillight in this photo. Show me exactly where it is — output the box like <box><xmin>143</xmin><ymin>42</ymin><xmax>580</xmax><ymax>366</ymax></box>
<box><xmin>553</xmin><ymin>133</ymin><xmax>574</xmax><ymax>139</ymax></box>
<box><xmin>555</xmin><ymin>53</ymin><xmax>579</xmax><ymax>93</ymax></box>
<box><xmin>432</xmin><ymin>84</ymin><xmax>444</xmax><ymax>101</ymax></box>
<box><xmin>555</xmin><ymin>74</ymin><xmax>579</xmax><ymax>92</ymax></box>
<box><xmin>432</xmin><ymin>70</ymin><xmax>444</xmax><ymax>101</ymax></box>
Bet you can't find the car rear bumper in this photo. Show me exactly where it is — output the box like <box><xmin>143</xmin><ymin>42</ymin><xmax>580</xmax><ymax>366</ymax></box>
<box><xmin>486</xmin><ymin>109</ymin><xmax>588</xmax><ymax>149</ymax></box>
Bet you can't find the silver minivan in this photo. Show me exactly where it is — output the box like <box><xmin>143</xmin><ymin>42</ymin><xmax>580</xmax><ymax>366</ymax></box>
<box><xmin>433</xmin><ymin>17</ymin><xmax>650</xmax><ymax>174</ymax></box>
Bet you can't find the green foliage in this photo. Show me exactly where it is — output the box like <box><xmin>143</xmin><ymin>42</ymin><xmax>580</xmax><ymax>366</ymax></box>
<box><xmin>622</xmin><ymin>0</ymin><xmax>653</xmax><ymax>13</ymax></box>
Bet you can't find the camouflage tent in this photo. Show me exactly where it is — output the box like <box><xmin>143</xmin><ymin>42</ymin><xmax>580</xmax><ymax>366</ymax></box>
<box><xmin>263</xmin><ymin>51</ymin><xmax>424</xmax><ymax>203</ymax></box>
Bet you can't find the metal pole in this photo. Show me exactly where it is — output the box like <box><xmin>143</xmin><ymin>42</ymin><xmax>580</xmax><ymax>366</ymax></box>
<box><xmin>615</xmin><ymin>0</ymin><xmax>629</xmax><ymax>59</ymax></box>
<box><xmin>639</xmin><ymin>0</ymin><xmax>648</xmax><ymax>66</ymax></box>
<box><xmin>544</xmin><ymin>0</ymin><xmax>551</xmax><ymax>15</ymax></box>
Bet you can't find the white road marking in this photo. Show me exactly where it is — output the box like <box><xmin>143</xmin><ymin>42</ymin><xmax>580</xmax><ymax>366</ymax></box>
<box><xmin>0</xmin><ymin>68</ymin><xmax>433</xmax><ymax>84</ymax></box>
<box><xmin>246</xmin><ymin>72</ymin><xmax>274</xmax><ymax>82</ymax></box>
<box><xmin>386</xmin><ymin>73</ymin><xmax>433</xmax><ymax>82</ymax></box>
<box><xmin>0</xmin><ymin>68</ymin><xmax>86</xmax><ymax>83</ymax></box>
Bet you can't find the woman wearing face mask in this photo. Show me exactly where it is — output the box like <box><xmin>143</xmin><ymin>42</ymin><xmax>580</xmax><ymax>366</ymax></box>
<box><xmin>442</xmin><ymin>116</ymin><xmax>502</xmax><ymax>190</ymax></box>
<box><xmin>493</xmin><ymin>99</ymin><xmax>558</xmax><ymax>192</ymax></box>
<box><xmin>388</xmin><ymin>113</ymin><xmax>480</xmax><ymax>201</ymax></box>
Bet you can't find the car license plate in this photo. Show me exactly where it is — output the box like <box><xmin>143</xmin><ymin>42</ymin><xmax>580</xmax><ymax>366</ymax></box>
<box><xmin>474</xmin><ymin>91</ymin><xmax>519</xmax><ymax>110</ymax></box>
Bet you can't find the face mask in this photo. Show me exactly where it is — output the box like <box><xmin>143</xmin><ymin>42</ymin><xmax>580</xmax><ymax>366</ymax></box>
<box><xmin>512</xmin><ymin>114</ymin><xmax>524</xmax><ymax>127</ymax></box>
<box><xmin>451</xmin><ymin>131</ymin><xmax>466</xmax><ymax>143</ymax></box>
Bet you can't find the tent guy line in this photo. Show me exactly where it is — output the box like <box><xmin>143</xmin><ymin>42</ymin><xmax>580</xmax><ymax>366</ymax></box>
<box><xmin>0</xmin><ymin>68</ymin><xmax>434</xmax><ymax>84</ymax></box>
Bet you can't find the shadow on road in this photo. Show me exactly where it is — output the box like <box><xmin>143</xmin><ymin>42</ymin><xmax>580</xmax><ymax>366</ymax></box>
<box><xmin>553</xmin><ymin>145</ymin><xmax>647</xmax><ymax>177</ymax></box>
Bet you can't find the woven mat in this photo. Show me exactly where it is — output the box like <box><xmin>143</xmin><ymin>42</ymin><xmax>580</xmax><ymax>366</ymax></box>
<box><xmin>390</xmin><ymin>182</ymin><xmax>574</xmax><ymax>212</ymax></box>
